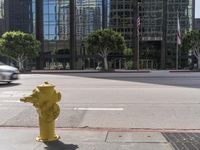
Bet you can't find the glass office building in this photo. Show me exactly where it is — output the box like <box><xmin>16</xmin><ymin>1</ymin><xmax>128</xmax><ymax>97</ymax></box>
<box><xmin>109</xmin><ymin>0</ymin><xmax>136</xmax><ymax>69</ymax></box>
<box><xmin>0</xmin><ymin>0</ymin><xmax>195</xmax><ymax>69</ymax></box>
<box><xmin>4</xmin><ymin>0</ymin><xmax>33</xmax><ymax>33</ymax></box>
<box><xmin>0</xmin><ymin>0</ymin><xmax>5</xmax><ymax>35</ymax></box>
<box><xmin>0</xmin><ymin>0</ymin><xmax>33</xmax><ymax>66</ymax></box>
<box><xmin>165</xmin><ymin>0</ymin><xmax>194</xmax><ymax>68</ymax></box>
<box><xmin>195</xmin><ymin>18</ymin><xmax>200</xmax><ymax>30</ymax></box>
<box><xmin>110</xmin><ymin>0</ymin><xmax>136</xmax><ymax>48</ymax></box>
<box><xmin>31</xmin><ymin>0</ymin><xmax>105</xmax><ymax>69</ymax></box>
<box><xmin>139</xmin><ymin>0</ymin><xmax>194</xmax><ymax>69</ymax></box>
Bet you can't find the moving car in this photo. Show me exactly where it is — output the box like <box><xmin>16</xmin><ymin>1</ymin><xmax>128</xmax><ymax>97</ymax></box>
<box><xmin>0</xmin><ymin>61</ymin><xmax>19</xmax><ymax>83</ymax></box>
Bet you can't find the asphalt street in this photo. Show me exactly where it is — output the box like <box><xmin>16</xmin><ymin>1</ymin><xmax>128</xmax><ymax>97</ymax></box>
<box><xmin>1</xmin><ymin>71</ymin><xmax>200</xmax><ymax>129</ymax></box>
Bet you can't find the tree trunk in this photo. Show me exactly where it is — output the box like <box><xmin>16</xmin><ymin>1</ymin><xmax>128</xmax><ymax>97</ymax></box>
<box><xmin>198</xmin><ymin>57</ymin><xmax>200</xmax><ymax>70</ymax></box>
<box><xmin>103</xmin><ymin>57</ymin><xmax>108</xmax><ymax>71</ymax></box>
<box><xmin>125</xmin><ymin>60</ymin><xmax>127</xmax><ymax>70</ymax></box>
<box><xmin>18</xmin><ymin>61</ymin><xmax>23</xmax><ymax>71</ymax></box>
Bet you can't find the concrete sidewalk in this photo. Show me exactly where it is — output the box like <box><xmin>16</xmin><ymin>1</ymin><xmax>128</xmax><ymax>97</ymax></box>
<box><xmin>1</xmin><ymin>127</ymin><xmax>200</xmax><ymax>150</ymax></box>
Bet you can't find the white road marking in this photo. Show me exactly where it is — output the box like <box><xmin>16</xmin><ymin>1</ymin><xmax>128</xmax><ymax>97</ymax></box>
<box><xmin>73</xmin><ymin>107</ymin><xmax>124</xmax><ymax>111</ymax></box>
<box><xmin>0</xmin><ymin>91</ymin><xmax>31</xmax><ymax>98</ymax></box>
<box><xmin>1</xmin><ymin>100</ymin><xmax>21</xmax><ymax>103</ymax></box>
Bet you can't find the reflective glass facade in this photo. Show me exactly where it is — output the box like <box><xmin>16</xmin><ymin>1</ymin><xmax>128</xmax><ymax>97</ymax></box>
<box><xmin>139</xmin><ymin>0</ymin><xmax>194</xmax><ymax>69</ymax></box>
<box><xmin>42</xmin><ymin>0</ymin><xmax>69</xmax><ymax>59</ymax></box>
<box><xmin>0</xmin><ymin>0</ymin><xmax>5</xmax><ymax>35</ymax></box>
<box><xmin>0</xmin><ymin>0</ymin><xmax>4</xmax><ymax>19</ymax></box>
<box><xmin>110</xmin><ymin>0</ymin><xmax>135</xmax><ymax>48</ymax></box>
<box><xmin>140</xmin><ymin>0</ymin><xmax>163</xmax><ymax>41</ymax></box>
<box><xmin>36</xmin><ymin>0</ymin><xmax>104</xmax><ymax>51</ymax></box>
<box><xmin>4</xmin><ymin>0</ymin><xmax>33</xmax><ymax>33</ymax></box>
<box><xmin>0</xmin><ymin>0</ymin><xmax>195</xmax><ymax>69</ymax></box>
<box><xmin>76</xmin><ymin>0</ymin><xmax>102</xmax><ymax>40</ymax></box>
<box><xmin>195</xmin><ymin>18</ymin><xmax>200</xmax><ymax>30</ymax></box>
<box><xmin>165</xmin><ymin>0</ymin><xmax>193</xmax><ymax>68</ymax></box>
<box><xmin>31</xmin><ymin>0</ymin><xmax>105</xmax><ymax>69</ymax></box>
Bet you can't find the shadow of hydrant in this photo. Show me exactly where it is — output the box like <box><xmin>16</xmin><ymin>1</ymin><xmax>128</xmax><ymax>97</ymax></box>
<box><xmin>44</xmin><ymin>141</ymin><xmax>79</xmax><ymax>150</ymax></box>
<box><xmin>20</xmin><ymin>81</ymin><xmax>61</xmax><ymax>142</ymax></box>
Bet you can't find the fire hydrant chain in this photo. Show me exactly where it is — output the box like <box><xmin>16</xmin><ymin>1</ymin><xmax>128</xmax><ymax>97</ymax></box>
<box><xmin>20</xmin><ymin>82</ymin><xmax>61</xmax><ymax>142</ymax></box>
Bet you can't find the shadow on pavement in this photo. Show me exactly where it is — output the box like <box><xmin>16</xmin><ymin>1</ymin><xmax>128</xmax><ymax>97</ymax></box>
<box><xmin>0</xmin><ymin>82</ymin><xmax>20</xmax><ymax>88</ymax></box>
<box><xmin>44</xmin><ymin>140</ymin><xmax>78</xmax><ymax>150</ymax></box>
<box><xmin>48</xmin><ymin>72</ymin><xmax>200</xmax><ymax>89</ymax></box>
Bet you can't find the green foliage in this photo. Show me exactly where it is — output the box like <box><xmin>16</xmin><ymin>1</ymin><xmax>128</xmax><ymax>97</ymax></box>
<box><xmin>0</xmin><ymin>31</ymin><xmax>40</xmax><ymax>62</ymax></box>
<box><xmin>123</xmin><ymin>48</ymin><xmax>134</xmax><ymax>70</ymax></box>
<box><xmin>123</xmin><ymin>48</ymin><xmax>133</xmax><ymax>56</ymax></box>
<box><xmin>126</xmin><ymin>60</ymin><xmax>134</xmax><ymax>70</ymax></box>
<box><xmin>86</xmin><ymin>29</ymin><xmax>126</xmax><ymax>56</ymax></box>
<box><xmin>181</xmin><ymin>30</ymin><xmax>200</xmax><ymax>53</ymax></box>
<box><xmin>86</xmin><ymin>29</ymin><xmax>126</xmax><ymax>70</ymax></box>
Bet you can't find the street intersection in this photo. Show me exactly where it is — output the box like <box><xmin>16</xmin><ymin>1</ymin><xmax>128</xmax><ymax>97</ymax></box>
<box><xmin>1</xmin><ymin>71</ymin><xmax>200</xmax><ymax>129</ymax></box>
<box><xmin>1</xmin><ymin>71</ymin><xmax>200</xmax><ymax>149</ymax></box>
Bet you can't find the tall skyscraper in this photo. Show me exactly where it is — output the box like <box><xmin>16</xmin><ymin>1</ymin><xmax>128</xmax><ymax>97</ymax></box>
<box><xmin>109</xmin><ymin>0</ymin><xmax>136</xmax><ymax>48</ymax></box>
<box><xmin>109</xmin><ymin>0</ymin><xmax>194</xmax><ymax>69</ymax></box>
<box><xmin>195</xmin><ymin>18</ymin><xmax>200</xmax><ymax>30</ymax></box>
<box><xmin>138</xmin><ymin>0</ymin><xmax>194</xmax><ymax>69</ymax></box>
<box><xmin>4</xmin><ymin>0</ymin><xmax>33</xmax><ymax>34</ymax></box>
<box><xmin>0</xmin><ymin>0</ymin><xmax>34</xmax><ymax>66</ymax></box>
<box><xmin>0</xmin><ymin>0</ymin><xmax>195</xmax><ymax>70</ymax></box>
<box><xmin>33</xmin><ymin>0</ymin><xmax>105</xmax><ymax>69</ymax></box>
<box><xmin>0</xmin><ymin>0</ymin><xmax>5</xmax><ymax>35</ymax></box>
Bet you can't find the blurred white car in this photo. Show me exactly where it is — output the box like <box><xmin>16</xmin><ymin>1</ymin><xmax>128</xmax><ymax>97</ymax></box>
<box><xmin>0</xmin><ymin>61</ymin><xmax>19</xmax><ymax>83</ymax></box>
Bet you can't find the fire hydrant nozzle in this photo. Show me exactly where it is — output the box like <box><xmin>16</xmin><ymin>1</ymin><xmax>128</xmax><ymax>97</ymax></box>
<box><xmin>20</xmin><ymin>82</ymin><xmax>61</xmax><ymax>142</ymax></box>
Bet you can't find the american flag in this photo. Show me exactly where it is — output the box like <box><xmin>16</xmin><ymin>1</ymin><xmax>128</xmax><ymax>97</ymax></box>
<box><xmin>177</xmin><ymin>13</ymin><xmax>181</xmax><ymax>45</ymax></box>
<box><xmin>137</xmin><ymin>16</ymin><xmax>140</xmax><ymax>34</ymax></box>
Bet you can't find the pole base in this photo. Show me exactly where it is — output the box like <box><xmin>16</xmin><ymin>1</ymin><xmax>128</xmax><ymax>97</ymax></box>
<box><xmin>36</xmin><ymin>135</ymin><xmax>60</xmax><ymax>142</ymax></box>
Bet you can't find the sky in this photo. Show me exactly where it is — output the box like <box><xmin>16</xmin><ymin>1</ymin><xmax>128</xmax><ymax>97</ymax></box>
<box><xmin>196</xmin><ymin>0</ymin><xmax>200</xmax><ymax>18</ymax></box>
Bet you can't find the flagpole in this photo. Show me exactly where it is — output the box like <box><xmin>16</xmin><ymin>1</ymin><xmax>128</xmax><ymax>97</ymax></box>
<box><xmin>137</xmin><ymin>1</ymin><xmax>140</xmax><ymax>70</ymax></box>
<box><xmin>137</xmin><ymin>29</ymin><xmax>140</xmax><ymax>70</ymax></box>
<box><xmin>176</xmin><ymin>11</ymin><xmax>181</xmax><ymax>70</ymax></box>
<box><xmin>176</xmin><ymin>11</ymin><xmax>179</xmax><ymax>70</ymax></box>
<box><xmin>176</xmin><ymin>38</ymin><xmax>178</xmax><ymax>70</ymax></box>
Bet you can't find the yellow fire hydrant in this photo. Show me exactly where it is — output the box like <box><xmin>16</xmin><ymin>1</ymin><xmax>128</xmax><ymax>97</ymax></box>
<box><xmin>20</xmin><ymin>82</ymin><xmax>61</xmax><ymax>142</ymax></box>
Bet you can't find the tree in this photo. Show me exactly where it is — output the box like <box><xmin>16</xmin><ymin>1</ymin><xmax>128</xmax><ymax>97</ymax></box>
<box><xmin>0</xmin><ymin>31</ymin><xmax>40</xmax><ymax>71</ymax></box>
<box><xmin>193</xmin><ymin>43</ymin><xmax>200</xmax><ymax>68</ymax></box>
<box><xmin>123</xmin><ymin>48</ymin><xmax>134</xmax><ymax>69</ymax></box>
<box><xmin>123</xmin><ymin>48</ymin><xmax>133</xmax><ymax>56</ymax></box>
<box><xmin>86</xmin><ymin>29</ymin><xmax>126</xmax><ymax>71</ymax></box>
<box><xmin>181</xmin><ymin>30</ymin><xmax>200</xmax><ymax>69</ymax></box>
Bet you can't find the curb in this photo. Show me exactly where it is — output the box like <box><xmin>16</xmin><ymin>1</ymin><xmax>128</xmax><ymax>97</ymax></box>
<box><xmin>1</xmin><ymin>126</ymin><xmax>200</xmax><ymax>133</ymax></box>
<box><xmin>169</xmin><ymin>70</ymin><xmax>200</xmax><ymax>73</ymax></box>
<box><xmin>20</xmin><ymin>70</ymin><xmax>151</xmax><ymax>74</ymax></box>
